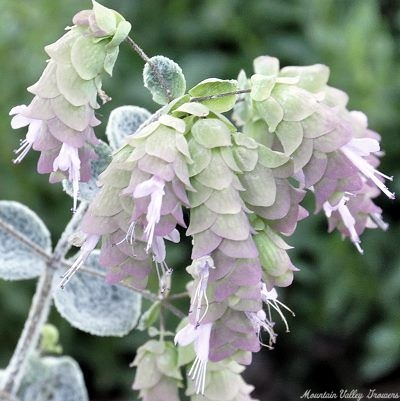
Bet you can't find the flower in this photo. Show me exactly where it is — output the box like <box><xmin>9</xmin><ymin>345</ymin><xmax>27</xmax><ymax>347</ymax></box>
<box><xmin>186</xmin><ymin>256</ymin><xmax>215</xmax><ymax>326</ymax></box>
<box><xmin>175</xmin><ymin>322</ymin><xmax>213</xmax><ymax>395</ymax></box>
<box><xmin>10</xmin><ymin>1</ymin><xmax>131</xmax><ymax>211</ymax></box>
<box><xmin>133</xmin><ymin>176</ymin><xmax>166</xmax><ymax>252</ymax></box>
<box><xmin>246</xmin><ymin>284</ymin><xmax>294</xmax><ymax>349</ymax></box>
<box><xmin>10</xmin><ymin>105</ymin><xmax>42</xmax><ymax>164</ymax></box>
<box><xmin>323</xmin><ymin>195</ymin><xmax>363</xmax><ymax>253</ymax></box>
<box><xmin>341</xmin><ymin>138</ymin><xmax>394</xmax><ymax>200</ymax></box>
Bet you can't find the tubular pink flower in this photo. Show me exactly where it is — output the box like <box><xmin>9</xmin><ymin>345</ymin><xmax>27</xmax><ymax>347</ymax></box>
<box><xmin>261</xmin><ymin>283</ymin><xmax>294</xmax><ymax>333</ymax></box>
<box><xmin>53</xmin><ymin>144</ymin><xmax>81</xmax><ymax>212</ymax></box>
<box><xmin>10</xmin><ymin>105</ymin><xmax>42</xmax><ymax>164</ymax></box>
<box><xmin>133</xmin><ymin>176</ymin><xmax>166</xmax><ymax>252</ymax></box>
<box><xmin>323</xmin><ymin>195</ymin><xmax>363</xmax><ymax>254</ymax></box>
<box><xmin>187</xmin><ymin>256</ymin><xmax>215</xmax><ymax>326</ymax></box>
<box><xmin>341</xmin><ymin>138</ymin><xmax>395</xmax><ymax>200</ymax></box>
<box><xmin>174</xmin><ymin>322</ymin><xmax>212</xmax><ymax>395</ymax></box>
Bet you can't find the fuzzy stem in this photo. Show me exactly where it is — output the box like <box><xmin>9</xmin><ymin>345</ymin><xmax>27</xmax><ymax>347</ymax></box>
<box><xmin>125</xmin><ymin>36</ymin><xmax>173</xmax><ymax>103</ymax></box>
<box><xmin>0</xmin><ymin>202</ymin><xmax>88</xmax><ymax>396</ymax></box>
<box><xmin>190</xmin><ymin>88</ymin><xmax>251</xmax><ymax>103</ymax></box>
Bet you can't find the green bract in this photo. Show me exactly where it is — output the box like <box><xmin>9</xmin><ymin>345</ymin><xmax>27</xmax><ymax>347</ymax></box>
<box><xmin>189</xmin><ymin>78</ymin><xmax>238</xmax><ymax>113</ymax></box>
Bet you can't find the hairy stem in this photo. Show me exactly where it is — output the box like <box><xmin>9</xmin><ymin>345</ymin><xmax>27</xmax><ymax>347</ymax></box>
<box><xmin>0</xmin><ymin>203</ymin><xmax>88</xmax><ymax>396</ymax></box>
<box><xmin>190</xmin><ymin>88</ymin><xmax>251</xmax><ymax>103</ymax></box>
<box><xmin>125</xmin><ymin>36</ymin><xmax>173</xmax><ymax>103</ymax></box>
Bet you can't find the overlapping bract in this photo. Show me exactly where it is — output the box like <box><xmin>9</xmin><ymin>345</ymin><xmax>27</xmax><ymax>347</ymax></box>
<box><xmin>132</xmin><ymin>340</ymin><xmax>182</xmax><ymax>401</ymax></box>
<box><xmin>79</xmin><ymin>113</ymin><xmax>191</xmax><ymax>289</ymax></box>
<box><xmin>186</xmin><ymin>359</ymin><xmax>258</xmax><ymax>401</ymax></box>
<box><xmin>66</xmin><ymin>54</ymin><xmax>393</xmax><ymax>398</ymax></box>
<box><xmin>234</xmin><ymin>55</ymin><xmax>394</xmax><ymax>253</ymax></box>
<box><xmin>10</xmin><ymin>0</ymin><xmax>131</xmax><ymax>210</ymax></box>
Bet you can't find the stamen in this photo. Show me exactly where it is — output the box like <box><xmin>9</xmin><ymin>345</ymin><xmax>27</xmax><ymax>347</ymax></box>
<box><xmin>188</xmin><ymin>356</ymin><xmax>207</xmax><ymax>395</ymax></box>
<box><xmin>59</xmin><ymin>234</ymin><xmax>99</xmax><ymax>288</ymax></box>
<box><xmin>341</xmin><ymin>144</ymin><xmax>395</xmax><ymax>200</ymax></box>
<box><xmin>13</xmin><ymin>139</ymin><xmax>32</xmax><ymax>164</ymax></box>
<box><xmin>187</xmin><ymin>256</ymin><xmax>215</xmax><ymax>326</ymax></box>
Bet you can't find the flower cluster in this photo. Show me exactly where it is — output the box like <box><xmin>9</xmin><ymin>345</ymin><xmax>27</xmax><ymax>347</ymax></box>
<box><xmin>131</xmin><ymin>340</ymin><xmax>183</xmax><ymax>401</ymax></box>
<box><xmin>10</xmin><ymin>0</ymin><xmax>131</xmax><ymax>210</ymax></box>
<box><xmin>67</xmin><ymin>66</ymin><xmax>393</xmax><ymax>397</ymax></box>
<box><xmin>234</xmin><ymin>55</ymin><xmax>394</xmax><ymax>253</ymax></box>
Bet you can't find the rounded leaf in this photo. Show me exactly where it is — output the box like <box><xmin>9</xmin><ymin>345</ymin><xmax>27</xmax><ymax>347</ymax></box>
<box><xmin>53</xmin><ymin>250</ymin><xmax>142</xmax><ymax>336</ymax></box>
<box><xmin>189</xmin><ymin>78</ymin><xmax>238</xmax><ymax>113</ymax></box>
<box><xmin>143</xmin><ymin>55</ymin><xmax>186</xmax><ymax>105</ymax></box>
<box><xmin>18</xmin><ymin>355</ymin><xmax>88</xmax><ymax>401</ymax></box>
<box><xmin>106</xmin><ymin>105</ymin><xmax>152</xmax><ymax>149</ymax></box>
<box><xmin>0</xmin><ymin>201</ymin><xmax>51</xmax><ymax>280</ymax></box>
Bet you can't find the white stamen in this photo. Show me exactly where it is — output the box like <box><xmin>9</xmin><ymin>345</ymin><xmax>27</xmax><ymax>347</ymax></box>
<box><xmin>341</xmin><ymin>139</ymin><xmax>395</xmax><ymax>200</ymax></box>
<box><xmin>187</xmin><ymin>256</ymin><xmax>215</xmax><ymax>326</ymax></box>
<box><xmin>174</xmin><ymin>322</ymin><xmax>212</xmax><ymax>395</ymax></box>
<box><xmin>323</xmin><ymin>197</ymin><xmax>364</xmax><ymax>254</ymax></box>
<box><xmin>59</xmin><ymin>234</ymin><xmax>99</xmax><ymax>288</ymax></box>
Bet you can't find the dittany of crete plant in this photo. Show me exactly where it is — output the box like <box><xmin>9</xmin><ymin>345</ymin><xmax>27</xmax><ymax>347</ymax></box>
<box><xmin>0</xmin><ymin>1</ymin><xmax>395</xmax><ymax>400</ymax></box>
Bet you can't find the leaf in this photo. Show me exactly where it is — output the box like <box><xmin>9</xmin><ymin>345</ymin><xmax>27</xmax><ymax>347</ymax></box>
<box><xmin>18</xmin><ymin>354</ymin><xmax>88</xmax><ymax>401</ymax></box>
<box><xmin>189</xmin><ymin>78</ymin><xmax>238</xmax><ymax>113</ymax></box>
<box><xmin>53</xmin><ymin>250</ymin><xmax>142</xmax><ymax>336</ymax></box>
<box><xmin>106</xmin><ymin>105</ymin><xmax>152</xmax><ymax>150</ymax></box>
<box><xmin>143</xmin><ymin>56</ymin><xmax>186</xmax><ymax>105</ymax></box>
<box><xmin>0</xmin><ymin>201</ymin><xmax>51</xmax><ymax>280</ymax></box>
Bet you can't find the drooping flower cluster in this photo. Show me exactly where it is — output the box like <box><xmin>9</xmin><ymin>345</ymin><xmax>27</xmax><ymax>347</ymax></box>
<box><xmin>234</xmin><ymin>55</ymin><xmax>394</xmax><ymax>253</ymax></box>
<box><xmin>10</xmin><ymin>0</ymin><xmax>131</xmax><ymax>210</ymax></box>
<box><xmin>61</xmin><ymin>112</ymin><xmax>191</xmax><ymax>290</ymax></box>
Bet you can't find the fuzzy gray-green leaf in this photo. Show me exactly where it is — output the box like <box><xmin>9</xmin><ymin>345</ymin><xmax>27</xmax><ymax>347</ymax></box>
<box><xmin>0</xmin><ymin>201</ymin><xmax>51</xmax><ymax>280</ymax></box>
<box><xmin>53</xmin><ymin>251</ymin><xmax>142</xmax><ymax>336</ymax></box>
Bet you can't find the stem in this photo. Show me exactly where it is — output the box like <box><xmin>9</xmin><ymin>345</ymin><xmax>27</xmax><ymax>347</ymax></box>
<box><xmin>0</xmin><ymin>203</ymin><xmax>88</xmax><ymax>396</ymax></box>
<box><xmin>125</xmin><ymin>36</ymin><xmax>173</xmax><ymax>103</ymax></box>
<box><xmin>190</xmin><ymin>88</ymin><xmax>251</xmax><ymax>103</ymax></box>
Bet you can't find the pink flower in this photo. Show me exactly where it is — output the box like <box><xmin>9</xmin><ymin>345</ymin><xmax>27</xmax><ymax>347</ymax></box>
<box><xmin>10</xmin><ymin>105</ymin><xmax>42</xmax><ymax>164</ymax></box>
<box><xmin>187</xmin><ymin>256</ymin><xmax>215</xmax><ymax>326</ymax></box>
<box><xmin>341</xmin><ymin>138</ymin><xmax>395</xmax><ymax>200</ymax></box>
<box><xmin>175</xmin><ymin>322</ymin><xmax>212</xmax><ymax>395</ymax></box>
<box><xmin>133</xmin><ymin>176</ymin><xmax>166</xmax><ymax>252</ymax></box>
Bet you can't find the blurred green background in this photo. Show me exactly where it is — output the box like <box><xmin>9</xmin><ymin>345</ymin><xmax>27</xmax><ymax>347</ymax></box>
<box><xmin>0</xmin><ymin>1</ymin><xmax>399</xmax><ymax>400</ymax></box>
